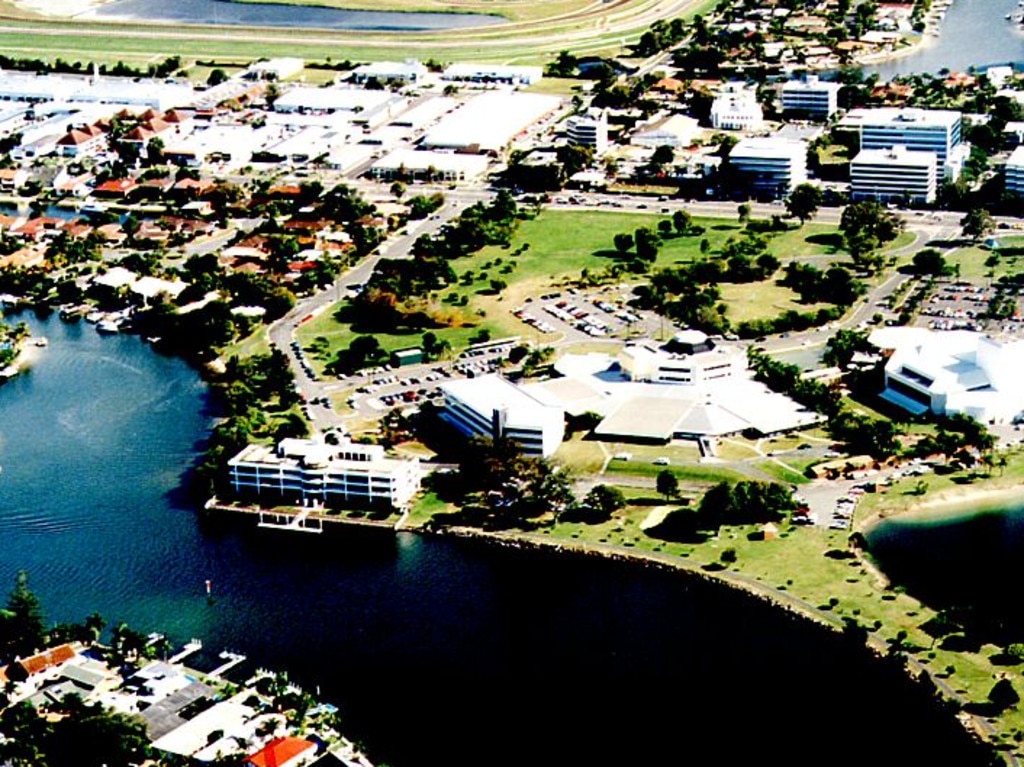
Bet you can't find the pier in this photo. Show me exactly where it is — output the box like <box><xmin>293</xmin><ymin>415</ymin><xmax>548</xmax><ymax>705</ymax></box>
<box><xmin>204</xmin><ymin>497</ymin><xmax>398</xmax><ymax>533</ymax></box>
<box><xmin>209</xmin><ymin>649</ymin><xmax>247</xmax><ymax>678</ymax></box>
<box><xmin>167</xmin><ymin>638</ymin><xmax>203</xmax><ymax>664</ymax></box>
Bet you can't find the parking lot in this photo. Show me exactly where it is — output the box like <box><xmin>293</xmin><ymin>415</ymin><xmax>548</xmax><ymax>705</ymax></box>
<box><xmin>916</xmin><ymin>280</ymin><xmax>1024</xmax><ymax>335</ymax></box>
<box><xmin>514</xmin><ymin>286</ymin><xmax>659</xmax><ymax>342</ymax></box>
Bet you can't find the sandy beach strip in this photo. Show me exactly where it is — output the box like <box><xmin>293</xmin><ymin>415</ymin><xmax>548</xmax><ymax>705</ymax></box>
<box><xmin>859</xmin><ymin>481</ymin><xmax>1024</xmax><ymax>531</ymax></box>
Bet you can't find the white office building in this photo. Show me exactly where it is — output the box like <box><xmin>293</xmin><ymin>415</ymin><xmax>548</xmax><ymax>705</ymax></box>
<box><xmin>710</xmin><ymin>82</ymin><xmax>764</xmax><ymax>131</ymax></box>
<box><xmin>729</xmin><ymin>137</ymin><xmax>808</xmax><ymax>196</ymax></box>
<box><xmin>566</xmin><ymin>109</ymin><xmax>609</xmax><ymax>154</ymax></box>
<box><xmin>780</xmin><ymin>76</ymin><xmax>841</xmax><ymax>120</ymax></box>
<box><xmin>619</xmin><ymin>331</ymin><xmax>747</xmax><ymax>386</ymax></box>
<box><xmin>870</xmin><ymin>327</ymin><xmax>1024</xmax><ymax>423</ymax></box>
<box><xmin>1005</xmin><ymin>145</ymin><xmax>1024</xmax><ymax>196</ymax></box>
<box><xmin>841</xmin><ymin>107</ymin><xmax>963</xmax><ymax>178</ymax></box>
<box><xmin>850</xmin><ymin>145</ymin><xmax>937</xmax><ymax>204</ymax></box>
<box><xmin>228</xmin><ymin>438</ymin><xmax>422</xmax><ymax>510</ymax></box>
<box><xmin>439</xmin><ymin>374</ymin><xmax>565</xmax><ymax>457</ymax></box>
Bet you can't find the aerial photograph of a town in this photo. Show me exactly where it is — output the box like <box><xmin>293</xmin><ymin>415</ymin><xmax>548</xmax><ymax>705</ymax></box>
<box><xmin>5</xmin><ymin>0</ymin><xmax>1024</xmax><ymax>764</ymax></box>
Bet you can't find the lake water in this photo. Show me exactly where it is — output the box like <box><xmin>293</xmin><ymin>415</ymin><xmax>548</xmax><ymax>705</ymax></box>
<box><xmin>864</xmin><ymin>0</ymin><xmax>1024</xmax><ymax>78</ymax></box>
<box><xmin>868</xmin><ymin>499</ymin><xmax>1024</xmax><ymax>638</ymax></box>
<box><xmin>0</xmin><ymin>311</ymin><xmax>993</xmax><ymax>766</ymax></box>
<box><xmin>86</xmin><ymin>0</ymin><xmax>504</xmax><ymax>31</ymax></box>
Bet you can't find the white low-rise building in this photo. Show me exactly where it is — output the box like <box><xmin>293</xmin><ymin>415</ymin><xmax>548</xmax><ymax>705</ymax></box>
<box><xmin>369</xmin><ymin>148</ymin><xmax>490</xmax><ymax>182</ymax></box>
<box><xmin>442</xmin><ymin>64</ymin><xmax>543</xmax><ymax>86</ymax></box>
<box><xmin>421</xmin><ymin>91</ymin><xmax>561</xmax><ymax>154</ymax></box>
<box><xmin>851</xmin><ymin>145</ymin><xmax>937</xmax><ymax>204</ymax></box>
<box><xmin>870</xmin><ymin>327</ymin><xmax>1024</xmax><ymax>423</ymax></box>
<box><xmin>632</xmin><ymin>113</ymin><xmax>701</xmax><ymax>148</ymax></box>
<box><xmin>710</xmin><ymin>82</ymin><xmax>763</xmax><ymax>131</ymax></box>
<box><xmin>729</xmin><ymin>137</ymin><xmax>808</xmax><ymax>197</ymax></box>
<box><xmin>351</xmin><ymin>59</ymin><xmax>428</xmax><ymax>84</ymax></box>
<box><xmin>228</xmin><ymin>438</ymin><xmax>422</xmax><ymax>510</ymax></box>
<box><xmin>619</xmin><ymin>331</ymin><xmax>746</xmax><ymax>385</ymax></box>
<box><xmin>439</xmin><ymin>374</ymin><xmax>564</xmax><ymax>457</ymax></box>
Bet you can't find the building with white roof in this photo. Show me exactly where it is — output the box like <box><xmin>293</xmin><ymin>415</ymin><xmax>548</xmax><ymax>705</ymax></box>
<box><xmin>851</xmin><ymin>145</ymin><xmax>937</xmax><ymax>204</ymax></box>
<box><xmin>632</xmin><ymin>113</ymin><xmax>701</xmax><ymax>148</ymax></box>
<box><xmin>389</xmin><ymin>96</ymin><xmax>456</xmax><ymax>129</ymax></box>
<box><xmin>566</xmin><ymin>108</ymin><xmax>609</xmax><ymax>154</ymax></box>
<box><xmin>369</xmin><ymin>148</ymin><xmax>490</xmax><ymax>182</ymax></box>
<box><xmin>442</xmin><ymin>63</ymin><xmax>543</xmax><ymax>86</ymax></box>
<box><xmin>729</xmin><ymin>137</ymin><xmax>808</xmax><ymax>196</ymax></box>
<box><xmin>163</xmin><ymin>124</ymin><xmax>284</xmax><ymax>168</ymax></box>
<box><xmin>439</xmin><ymin>374</ymin><xmax>565</xmax><ymax>456</ymax></box>
<box><xmin>246</xmin><ymin>58</ymin><xmax>305</xmax><ymax>81</ymax></box>
<box><xmin>780</xmin><ymin>75</ymin><xmax>841</xmax><ymax>120</ymax></box>
<box><xmin>619</xmin><ymin>331</ymin><xmax>747</xmax><ymax>385</ymax></box>
<box><xmin>841</xmin><ymin>107</ymin><xmax>963</xmax><ymax>178</ymax></box>
<box><xmin>422</xmin><ymin>91</ymin><xmax>561</xmax><ymax>154</ymax></box>
<box><xmin>869</xmin><ymin>327</ymin><xmax>1024</xmax><ymax>423</ymax></box>
<box><xmin>351</xmin><ymin>59</ymin><xmax>428</xmax><ymax>84</ymax></box>
<box><xmin>522</xmin><ymin>349</ymin><xmax>820</xmax><ymax>443</ymax></box>
<box><xmin>1005</xmin><ymin>145</ymin><xmax>1024</xmax><ymax>196</ymax></box>
<box><xmin>229</xmin><ymin>437</ymin><xmax>421</xmax><ymax>510</ymax></box>
<box><xmin>710</xmin><ymin>82</ymin><xmax>763</xmax><ymax>131</ymax></box>
<box><xmin>273</xmin><ymin>86</ymin><xmax>407</xmax><ymax>128</ymax></box>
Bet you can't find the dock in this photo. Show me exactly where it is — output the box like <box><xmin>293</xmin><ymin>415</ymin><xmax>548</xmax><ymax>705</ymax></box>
<box><xmin>257</xmin><ymin>507</ymin><xmax>324</xmax><ymax>534</ymax></box>
<box><xmin>208</xmin><ymin>650</ymin><xmax>247</xmax><ymax>678</ymax></box>
<box><xmin>167</xmin><ymin>638</ymin><xmax>203</xmax><ymax>664</ymax></box>
<box><xmin>204</xmin><ymin>497</ymin><xmax>398</xmax><ymax>533</ymax></box>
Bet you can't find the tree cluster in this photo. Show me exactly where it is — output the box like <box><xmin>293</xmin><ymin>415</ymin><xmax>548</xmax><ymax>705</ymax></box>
<box><xmin>781</xmin><ymin>262</ymin><xmax>865</xmax><ymax>305</ymax></box>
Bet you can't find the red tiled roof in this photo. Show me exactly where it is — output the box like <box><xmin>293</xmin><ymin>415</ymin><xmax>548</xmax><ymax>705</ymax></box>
<box><xmin>246</xmin><ymin>737</ymin><xmax>315</xmax><ymax>767</ymax></box>
<box><xmin>17</xmin><ymin>644</ymin><xmax>76</xmax><ymax>677</ymax></box>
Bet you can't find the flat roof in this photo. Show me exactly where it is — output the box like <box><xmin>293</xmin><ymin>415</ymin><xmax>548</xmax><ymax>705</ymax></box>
<box><xmin>442</xmin><ymin>373</ymin><xmax>560</xmax><ymax>425</ymax></box>
<box><xmin>422</xmin><ymin>91</ymin><xmax>561</xmax><ymax>152</ymax></box>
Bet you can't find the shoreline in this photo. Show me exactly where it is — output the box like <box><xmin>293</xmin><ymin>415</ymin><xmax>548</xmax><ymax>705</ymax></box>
<box><xmin>858</xmin><ymin>480</ymin><xmax>1024</xmax><ymax>532</ymax></box>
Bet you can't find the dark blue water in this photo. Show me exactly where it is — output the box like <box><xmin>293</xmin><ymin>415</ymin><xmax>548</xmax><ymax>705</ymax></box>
<box><xmin>88</xmin><ymin>0</ymin><xmax>504</xmax><ymax>30</ymax></box>
<box><xmin>868</xmin><ymin>502</ymin><xmax>1024</xmax><ymax>638</ymax></box>
<box><xmin>0</xmin><ymin>312</ymin><xmax>992</xmax><ymax>767</ymax></box>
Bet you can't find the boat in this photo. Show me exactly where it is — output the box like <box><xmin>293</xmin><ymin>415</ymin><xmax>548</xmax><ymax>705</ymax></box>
<box><xmin>31</xmin><ymin>337</ymin><xmax>48</xmax><ymax>347</ymax></box>
<box><xmin>96</xmin><ymin>319</ymin><xmax>121</xmax><ymax>334</ymax></box>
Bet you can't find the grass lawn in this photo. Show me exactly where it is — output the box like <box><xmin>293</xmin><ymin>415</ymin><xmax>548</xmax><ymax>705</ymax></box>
<box><xmin>943</xmin><ymin>245</ymin><xmax>1024</xmax><ymax>281</ymax></box>
<box><xmin>752</xmin><ymin>459</ymin><xmax>810</xmax><ymax>485</ymax></box>
<box><xmin>297</xmin><ymin>209</ymin><xmax>846</xmax><ymax>371</ymax></box>
<box><xmin>718</xmin><ymin>280</ymin><xmax>829</xmax><ymax>324</ymax></box>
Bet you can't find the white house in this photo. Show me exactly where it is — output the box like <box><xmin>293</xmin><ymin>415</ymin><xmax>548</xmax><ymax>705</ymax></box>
<box><xmin>710</xmin><ymin>82</ymin><xmax>763</xmax><ymax>131</ymax></box>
